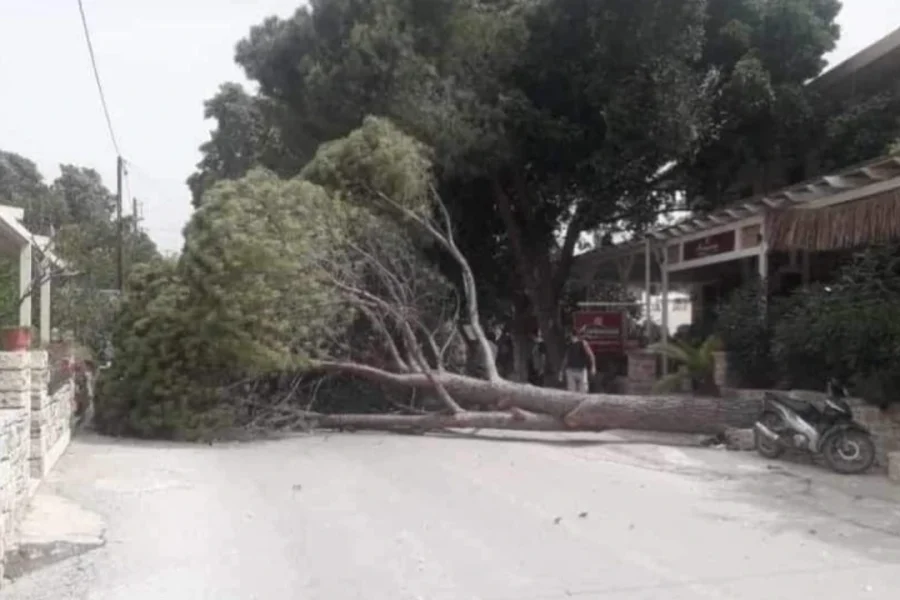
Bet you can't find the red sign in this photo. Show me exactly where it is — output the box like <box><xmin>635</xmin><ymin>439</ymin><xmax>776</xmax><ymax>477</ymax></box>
<box><xmin>573</xmin><ymin>310</ymin><xmax>625</xmax><ymax>354</ymax></box>
<box><xmin>683</xmin><ymin>230</ymin><xmax>736</xmax><ymax>261</ymax></box>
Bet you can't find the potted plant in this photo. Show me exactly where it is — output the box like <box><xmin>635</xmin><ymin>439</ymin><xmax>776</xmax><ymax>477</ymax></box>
<box><xmin>648</xmin><ymin>335</ymin><xmax>722</xmax><ymax>396</ymax></box>
<box><xmin>1</xmin><ymin>324</ymin><xmax>33</xmax><ymax>351</ymax></box>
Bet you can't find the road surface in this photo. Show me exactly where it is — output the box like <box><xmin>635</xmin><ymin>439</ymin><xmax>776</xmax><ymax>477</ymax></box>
<box><xmin>4</xmin><ymin>430</ymin><xmax>900</xmax><ymax>599</ymax></box>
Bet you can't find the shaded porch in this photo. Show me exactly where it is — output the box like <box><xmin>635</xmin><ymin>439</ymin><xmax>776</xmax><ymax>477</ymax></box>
<box><xmin>573</xmin><ymin>153</ymin><xmax>900</xmax><ymax>382</ymax></box>
<box><xmin>0</xmin><ymin>205</ymin><xmax>66</xmax><ymax>345</ymax></box>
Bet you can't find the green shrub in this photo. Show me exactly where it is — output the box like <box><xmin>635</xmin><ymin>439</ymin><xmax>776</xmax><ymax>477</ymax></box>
<box><xmin>714</xmin><ymin>279</ymin><xmax>777</xmax><ymax>389</ymax></box>
<box><xmin>94</xmin><ymin>260</ymin><xmax>229</xmax><ymax>440</ymax></box>
<box><xmin>649</xmin><ymin>335</ymin><xmax>722</xmax><ymax>395</ymax></box>
<box><xmin>773</xmin><ymin>246</ymin><xmax>900</xmax><ymax>406</ymax></box>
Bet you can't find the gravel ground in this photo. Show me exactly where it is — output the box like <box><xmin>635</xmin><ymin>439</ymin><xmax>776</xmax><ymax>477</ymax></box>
<box><xmin>3</xmin><ymin>429</ymin><xmax>900</xmax><ymax>599</ymax></box>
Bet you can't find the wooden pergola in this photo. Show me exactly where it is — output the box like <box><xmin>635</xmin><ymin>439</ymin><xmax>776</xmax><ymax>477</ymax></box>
<box><xmin>574</xmin><ymin>154</ymin><xmax>900</xmax><ymax>373</ymax></box>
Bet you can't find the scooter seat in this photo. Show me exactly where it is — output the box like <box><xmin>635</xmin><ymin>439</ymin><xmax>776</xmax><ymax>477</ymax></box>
<box><xmin>765</xmin><ymin>391</ymin><xmax>811</xmax><ymax>413</ymax></box>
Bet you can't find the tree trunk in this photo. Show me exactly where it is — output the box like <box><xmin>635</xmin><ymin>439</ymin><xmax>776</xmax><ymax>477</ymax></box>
<box><xmin>310</xmin><ymin>409</ymin><xmax>571</xmax><ymax>432</ymax></box>
<box><xmin>539</xmin><ymin>312</ymin><xmax>565</xmax><ymax>385</ymax></box>
<box><xmin>509</xmin><ymin>297</ymin><xmax>530</xmax><ymax>382</ymax></box>
<box><xmin>313</xmin><ymin>363</ymin><xmax>760</xmax><ymax>435</ymax></box>
<box><xmin>440</xmin><ymin>375</ymin><xmax>756</xmax><ymax>434</ymax></box>
<box><xmin>491</xmin><ymin>178</ymin><xmax>571</xmax><ymax>385</ymax></box>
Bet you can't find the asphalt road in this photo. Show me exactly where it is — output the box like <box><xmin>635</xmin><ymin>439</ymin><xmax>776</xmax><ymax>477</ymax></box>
<box><xmin>4</xmin><ymin>430</ymin><xmax>900</xmax><ymax>599</ymax></box>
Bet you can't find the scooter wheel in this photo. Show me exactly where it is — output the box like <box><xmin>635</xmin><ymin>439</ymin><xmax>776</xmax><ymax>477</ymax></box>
<box><xmin>823</xmin><ymin>429</ymin><xmax>876</xmax><ymax>475</ymax></box>
<box><xmin>755</xmin><ymin>412</ymin><xmax>785</xmax><ymax>459</ymax></box>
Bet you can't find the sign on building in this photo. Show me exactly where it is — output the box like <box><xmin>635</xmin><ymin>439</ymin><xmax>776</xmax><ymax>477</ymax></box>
<box><xmin>572</xmin><ymin>310</ymin><xmax>625</xmax><ymax>354</ymax></box>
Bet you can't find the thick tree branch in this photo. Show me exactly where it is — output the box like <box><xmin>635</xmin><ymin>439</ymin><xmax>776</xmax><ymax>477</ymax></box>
<box><xmin>374</xmin><ymin>188</ymin><xmax>500</xmax><ymax>382</ymax></box>
<box><xmin>357</xmin><ymin>305</ymin><xmax>409</xmax><ymax>372</ymax></box>
<box><xmin>552</xmin><ymin>204</ymin><xmax>587</xmax><ymax>297</ymax></box>
<box><xmin>307</xmin><ymin>410</ymin><xmax>571</xmax><ymax>432</ymax></box>
<box><xmin>493</xmin><ymin>179</ymin><xmax>537</xmax><ymax>292</ymax></box>
<box><xmin>310</xmin><ymin>361</ymin><xmax>430</xmax><ymax>387</ymax></box>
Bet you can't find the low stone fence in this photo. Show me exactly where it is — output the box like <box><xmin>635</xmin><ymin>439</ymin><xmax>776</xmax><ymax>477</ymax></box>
<box><xmin>30</xmin><ymin>352</ymin><xmax>74</xmax><ymax>479</ymax></box>
<box><xmin>848</xmin><ymin>399</ymin><xmax>900</xmax><ymax>468</ymax></box>
<box><xmin>0</xmin><ymin>350</ymin><xmax>75</xmax><ymax>581</ymax></box>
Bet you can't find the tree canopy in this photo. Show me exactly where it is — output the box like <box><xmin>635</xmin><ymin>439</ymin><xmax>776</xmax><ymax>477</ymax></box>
<box><xmin>101</xmin><ymin>0</ymin><xmax>900</xmax><ymax>438</ymax></box>
<box><xmin>187</xmin><ymin>0</ymin><xmax>844</xmax><ymax>379</ymax></box>
<box><xmin>100</xmin><ymin>117</ymin><xmax>478</xmax><ymax>437</ymax></box>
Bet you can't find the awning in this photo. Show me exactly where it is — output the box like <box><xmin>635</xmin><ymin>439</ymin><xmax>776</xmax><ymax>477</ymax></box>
<box><xmin>766</xmin><ymin>176</ymin><xmax>900</xmax><ymax>252</ymax></box>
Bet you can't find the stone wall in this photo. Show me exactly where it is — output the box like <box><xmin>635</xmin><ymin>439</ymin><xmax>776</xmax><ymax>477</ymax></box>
<box><xmin>0</xmin><ymin>352</ymin><xmax>32</xmax><ymax>580</ymax></box>
<box><xmin>625</xmin><ymin>351</ymin><xmax>657</xmax><ymax>395</ymax></box>
<box><xmin>0</xmin><ymin>350</ymin><xmax>75</xmax><ymax>581</ymax></box>
<box><xmin>848</xmin><ymin>399</ymin><xmax>900</xmax><ymax>468</ymax></box>
<box><xmin>30</xmin><ymin>351</ymin><xmax>73</xmax><ymax>479</ymax></box>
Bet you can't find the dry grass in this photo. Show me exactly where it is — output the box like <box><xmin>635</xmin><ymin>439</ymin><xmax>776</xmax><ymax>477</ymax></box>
<box><xmin>766</xmin><ymin>189</ymin><xmax>900</xmax><ymax>251</ymax></box>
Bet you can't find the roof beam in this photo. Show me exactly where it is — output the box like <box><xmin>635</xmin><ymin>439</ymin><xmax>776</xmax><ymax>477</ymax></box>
<box><xmin>823</xmin><ymin>175</ymin><xmax>855</xmax><ymax>189</ymax></box>
<box><xmin>798</xmin><ymin>175</ymin><xmax>900</xmax><ymax>211</ymax></box>
<box><xmin>861</xmin><ymin>167</ymin><xmax>889</xmax><ymax>181</ymax></box>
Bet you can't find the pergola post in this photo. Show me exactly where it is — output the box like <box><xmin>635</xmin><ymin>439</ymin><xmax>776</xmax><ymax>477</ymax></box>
<box><xmin>40</xmin><ymin>263</ymin><xmax>51</xmax><ymax>345</ymax></box>
<box><xmin>650</xmin><ymin>243</ymin><xmax>670</xmax><ymax>376</ymax></box>
<box><xmin>18</xmin><ymin>243</ymin><xmax>32</xmax><ymax>329</ymax></box>
<box><xmin>758</xmin><ymin>219</ymin><xmax>769</xmax><ymax>284</ymax></box>
<box><xmin>660</xmin><ymin>249</ymin><xmax>670</xmax><ymax>376</ymax></box>
<box><xmin>644</xmin><ymin>238</ymin><xmax>652</xmax><ymax>341</ymax></box>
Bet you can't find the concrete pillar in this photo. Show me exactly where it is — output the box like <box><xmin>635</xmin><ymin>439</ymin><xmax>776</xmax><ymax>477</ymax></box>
<box><xmin>18</xmin><ymin>243</ymin><xmax>32</xmax><ymax>329</ymax></box>
<box><xmin>39</xmin><ymin>268</ymin><xmax>50</xmax><ymax>345</ymax></box>
<box><xmin>758</xmin><ymin>219</ymin><xmax>769</xmax><ymax>285</ymax></box>
<box><xmin>644</xmin><ymin>238</ymin><xmax>652</xmax><ymax>341</ymax></box>
<box><xmin>626</xmin><ymin>350</ymin><xmax>658</xmax><ymax>395</ymax></box>
<box><xmin>660</xmin><ymin>254</ymin><xmax>670</xmax><ymax>376</ymax></box>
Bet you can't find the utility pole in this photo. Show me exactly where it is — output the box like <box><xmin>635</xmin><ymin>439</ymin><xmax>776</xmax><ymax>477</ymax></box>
<box><xmin>132</xmin><ymin>196</ymin><xmax>139</xmax><ymax>234</ymax></box>
<box><xmin>116</xmin><ymin>155</ymin><xmax>124</xmax><ymax>291</ymax></box>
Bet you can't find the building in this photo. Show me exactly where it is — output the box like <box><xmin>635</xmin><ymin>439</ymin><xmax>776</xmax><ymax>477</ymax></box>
<box><xmin>573</xmin><ymin>26</ymin><xmax>900</xmax><ymax>351</ymax></box>
<box><xmin>0</xmin><ymin>204</ymin><xmax>66</xmax><ymax>344</ymax></box>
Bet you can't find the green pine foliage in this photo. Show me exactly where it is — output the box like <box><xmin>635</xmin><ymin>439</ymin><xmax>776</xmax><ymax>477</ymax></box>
<box><xmin>773</xmin><ymin>246</ymin><xmax>900</xmax><ymax>406</ymax></box>
<box><xmin>96</xmin><ymin>119</ymin><xmax>454</xmax><ymax>438</ymax></box>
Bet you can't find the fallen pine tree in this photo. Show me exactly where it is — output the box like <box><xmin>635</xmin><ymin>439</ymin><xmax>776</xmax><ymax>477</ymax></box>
<box><xmin>99</xmin><ymin>119</ymin><xmax>762</xmax><ymax>441</ymax></box>
<box><xmin>280</xmin><ymin>121</ymin><xmax>759</xmax><ymax>437</ymax></box>
<box><xmin>305</xmin><ymin>364</ymin><xmax>760</xmax><ymax>435</ymax></box>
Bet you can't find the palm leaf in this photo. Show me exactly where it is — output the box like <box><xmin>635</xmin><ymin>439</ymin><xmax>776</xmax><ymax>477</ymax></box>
<box><xmin>647</xmin><ymin>340</ymin><xmax>691</xmax><ymax>364</ymax></box>
<box><xmin>652</xmin><ymin>367</ymin><xmax>689</xmax><ymax>393</ymax></box>
<box><xmin>698</xmin><ymin>335</ymin><xmax>723</xmax><ymax>358</ymax></box>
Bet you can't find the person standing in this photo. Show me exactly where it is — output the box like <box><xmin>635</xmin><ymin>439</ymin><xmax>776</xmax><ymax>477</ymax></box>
<box><xmin>560</xmin><ymin>328</ymin><xmax>596</xmax><ymax>392</ymax></box>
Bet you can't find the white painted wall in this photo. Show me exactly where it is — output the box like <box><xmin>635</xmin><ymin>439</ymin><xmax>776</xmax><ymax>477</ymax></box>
<box><xmin>642</xmin><ymin>291</ymin><xmax>692</xmax><ymax>335</ymax></box>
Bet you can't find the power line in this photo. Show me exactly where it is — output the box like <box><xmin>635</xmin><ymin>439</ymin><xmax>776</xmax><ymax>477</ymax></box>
<box><xmin>77</xmin><ymin>0</ymin><xmax>121</xmax><ymax>156</ymax></box>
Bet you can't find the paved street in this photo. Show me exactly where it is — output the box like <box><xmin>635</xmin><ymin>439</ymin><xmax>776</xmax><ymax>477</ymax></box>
<box><xmin>4</xmin><ymin>430</ymin><xmax>900</xmax><ymax>599</ymax></box>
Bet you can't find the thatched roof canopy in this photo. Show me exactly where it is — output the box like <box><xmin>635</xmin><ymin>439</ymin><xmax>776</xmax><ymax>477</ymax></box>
<box><xmin>767</xmin><ymin>187</ymin><xmax>900</xmax><ymax>252</ymax></box>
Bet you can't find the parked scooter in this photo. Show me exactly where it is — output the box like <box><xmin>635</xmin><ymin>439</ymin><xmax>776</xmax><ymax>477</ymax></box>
<box><xmin>754</xmin><ymin>379</ymin><xmax>876</xmax><ymax>474</ymax></box>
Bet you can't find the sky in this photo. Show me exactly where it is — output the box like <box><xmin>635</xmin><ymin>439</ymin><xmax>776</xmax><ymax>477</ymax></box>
<box><xmin>0</xmin><ymin>1</ymin><xmax>899</xmax><ymax>253</ymax></box>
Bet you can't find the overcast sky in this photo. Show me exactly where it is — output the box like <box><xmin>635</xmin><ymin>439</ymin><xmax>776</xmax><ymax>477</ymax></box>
<box><xmin>0</xmin><ymin>1</ymin><xmax>898</xmax><ymax>252</ymax></box>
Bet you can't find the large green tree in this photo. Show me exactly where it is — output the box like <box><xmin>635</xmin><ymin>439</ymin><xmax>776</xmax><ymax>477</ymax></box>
<box><xmin>678</xmin><ymin>0</ymin><xmax>841</xmax><ymax>206</ymax></box>
<box><xmin>189</xmin><ymin>0</ymin><xmax>842</xmax><ymax>379</ymax></box>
